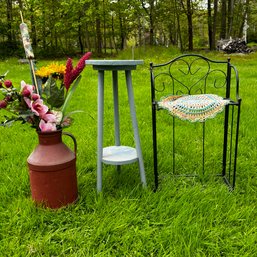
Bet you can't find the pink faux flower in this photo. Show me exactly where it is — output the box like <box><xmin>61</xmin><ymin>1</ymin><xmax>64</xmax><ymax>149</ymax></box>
<box><xmin>31</xmin><ymin>93</ymin><xmax>40</xmax><ymax>101</ymax></box>
<box><xmin>24</xmin><ymin>97</ymin><xmax>32</xmax><ymax>108</ymax></box>
<box><xmin>21</xmin><ymin>81</ymin><xmax>34</xmax><ymax>97</ymax></box>
<box><xmin>39</xmin><ymin>119</ymin><xmax>57</xmax><ymax>132</ymax></box>
<box><xmin>42</xmin><ymin>112</ymin><xmax>57</xmax><ymax>123</ymax></box>
<box><xmin>64</xmin><ymin>52</ymin><xmax>92</xmax><ymax>90</ymax></box>
<box><xmin>61</xmin><ymin>116</ymin><xmax>72</xmax><ymax>127</ymax></box>
<box><xmin>31</xmin><ymin>99</ymin><xmax>48</xmax><ymax>117</ymax></box>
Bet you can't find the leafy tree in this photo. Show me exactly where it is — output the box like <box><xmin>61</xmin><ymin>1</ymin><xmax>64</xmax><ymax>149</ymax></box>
<box><xmin>1</xmin><ymin>0</ymin><xmax>257</xmax><ymax>58</ymax></box>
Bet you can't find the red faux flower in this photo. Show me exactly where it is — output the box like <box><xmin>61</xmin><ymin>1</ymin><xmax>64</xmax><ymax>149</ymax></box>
<box><xmin>64</xmin><ymin>52</ymin><xmax>92</xmax><ymax>91</ymax></box>
<box><xmin>4</xmin><ymin>80</ymin><xmax>12</xmax><ymax>88</ymax></box>
<box><xmin>0</xmin><ymin>100</ymin><xmax>7</xmax><ymax>109</ymax></box>
<box><xmin>64</xmin><ymin>58</ymin><xmax>73</xmax><ymax>91</ymax></box>
<box><xmin>5</xmin><ymin>95</ymin><xmax>13</xmax><ymax>102</ymax></box>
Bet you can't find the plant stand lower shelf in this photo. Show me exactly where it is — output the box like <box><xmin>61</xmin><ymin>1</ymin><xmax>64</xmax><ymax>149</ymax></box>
<box><xmin>102</xmin><ymin>146</ymin><xmax>138</xmax><ymax>165</ymax></box>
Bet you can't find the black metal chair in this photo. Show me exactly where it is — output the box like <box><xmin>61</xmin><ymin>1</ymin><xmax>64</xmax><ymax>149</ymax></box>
<box><xmin>150</xmin><ymin>54</ymin><xmax>241</xmax><ymax>190</ymax></box>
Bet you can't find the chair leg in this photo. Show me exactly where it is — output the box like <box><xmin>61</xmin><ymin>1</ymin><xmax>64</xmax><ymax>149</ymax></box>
<box><xmin>202</xmin><ymin>122</ymin><xmax>205</xmax><ymax>175</ymax></box>
<box><xmin>222</xmin><ymin>103</ymin><xmax>241</xmax><ymax>190</ymax></box>
<box><xmin>152</xmin><ymin>104</ymin><xmax>158</xmax><ymax>191</ymax></box>
<box><xmin>222</xmin><ymin>105</ymin><xmax>230</xmax><ymax>178</ymax></box>
<box><xmin>172</xmin><ymin>117</ymin><xmax>175</xmax><ymax>174</ymax></box>
<box><xmin>232</xmin><ymin>99</ymin><xmax>241</xmax><ymax>188</ymax></box>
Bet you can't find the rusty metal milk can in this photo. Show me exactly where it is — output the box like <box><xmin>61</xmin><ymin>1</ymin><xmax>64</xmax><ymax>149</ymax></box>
<box><xmin>27</xmin><ymin>130</ymin><xmax>78</xmax><ymax>209</ymax></box>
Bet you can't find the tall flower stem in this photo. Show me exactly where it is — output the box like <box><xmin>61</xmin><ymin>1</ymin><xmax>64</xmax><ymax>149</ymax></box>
<box><xmin>29</xmin><ymin>59</ymin><xmax>39</xmax><ymax>94</ymax></box>
<box><xmin>20</xmin><ymin>11</ymin><xmax>39</xmax><ymax>95</ymax></box>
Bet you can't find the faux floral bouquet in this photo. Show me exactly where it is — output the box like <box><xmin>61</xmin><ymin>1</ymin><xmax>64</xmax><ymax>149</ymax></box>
<box><xmin>0</xmin><ymin>52</ymin><xmax>91</xmax><ymax>132</ymax></box>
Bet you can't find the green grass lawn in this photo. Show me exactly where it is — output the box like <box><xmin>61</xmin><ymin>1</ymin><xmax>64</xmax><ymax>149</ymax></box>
<box><xmin>0</xmin><ymin>47</ymin><xmax>257</xmax><ymax>256</ymax></box>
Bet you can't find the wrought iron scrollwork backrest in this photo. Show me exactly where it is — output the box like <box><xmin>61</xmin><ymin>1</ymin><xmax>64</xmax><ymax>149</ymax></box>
<box><xmin>150</xmin><ymin>54</ymin><xmax>239</xmax><ymax>100</ymax></box>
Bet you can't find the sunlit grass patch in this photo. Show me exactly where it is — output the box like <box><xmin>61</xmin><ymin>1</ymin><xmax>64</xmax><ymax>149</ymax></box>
<box><xmin>0</xmin><ymin>49</ymin><xmax>257</xmax><ymax>256</ymax></box>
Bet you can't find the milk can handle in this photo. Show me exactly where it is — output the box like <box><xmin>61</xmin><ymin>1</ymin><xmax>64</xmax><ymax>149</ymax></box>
<box><xmin>62</xmin><ymin>132</ymin><xmax>77</xmax><ymax>156</ymax></box>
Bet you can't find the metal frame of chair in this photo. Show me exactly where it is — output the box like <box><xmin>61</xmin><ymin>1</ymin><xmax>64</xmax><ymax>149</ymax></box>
<box><xmin>150</xmin><ymin>54</ymin><xmax>241</xmax><ymax>191</ymax></box>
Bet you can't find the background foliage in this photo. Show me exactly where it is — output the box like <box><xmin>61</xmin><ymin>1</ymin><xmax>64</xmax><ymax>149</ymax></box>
<box><xmin>1</xmin><ymin>0</ymin><xmax>257</xmax><ymax>58</ymax></box>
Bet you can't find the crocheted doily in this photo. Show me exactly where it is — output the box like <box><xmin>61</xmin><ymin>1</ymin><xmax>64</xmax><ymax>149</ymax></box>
<box><xmin>158</xmin><ymin>94</ymin><xmax>230</xmax><ymax>122</ymax></box>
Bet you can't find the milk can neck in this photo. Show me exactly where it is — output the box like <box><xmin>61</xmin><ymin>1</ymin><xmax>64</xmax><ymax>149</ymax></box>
<box><xmin>37</xmin><ymin>130</ymin><xmax>62</xmax><ymax>145</ymax></box>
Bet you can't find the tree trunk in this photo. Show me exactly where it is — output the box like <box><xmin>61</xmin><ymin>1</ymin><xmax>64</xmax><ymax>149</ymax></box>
<box><xmin>186</xmin><ymin>0</ymin><xmax>193</xmax><ymax>50</ymax></box>
<box><xmin>6</xmin><ymin>0</ymin><xmax>13</xmax><ymax>45</ymax></box>
<box><xmin>180</xmin><ymin>0</ymin><xmax>193</xmax><ymax>50</ymax></box>
<box><xmin>94</xmin><ymin>0</ymin><xmax>102</xmax><ymax>56</ymax></box>
<box><xmin>96</xmin><ymin>18</ymin><xmax>102</xmax><ymax>55</ymax></box>
<box><xmin>111</xmin><ymin>14</ymin><xmax>118</xmax><ymax>53</ymax></box>
<box><xmin>138</xmin><ymin>17</ymin><xmax>142</xmax><ymax>47</ymax></box>
<box><xmin>141</xmin><ymin>0</ymin><xmax>155</xmax><ymax>45</ymax></box>
<box><xmin>208</xmin><ymin>0</ymin><xmax>213</xmax><ymax>50</ymax></box>
<box><xmin>212</xmin><ymin>0</ymin><xmax>218</xmax><ymax>48</ymax></box>
<box><xmin>30</xmin><ymin>3</ymin><xmax>37</xmax><ymax>48</ymax></box>
<box><xmin>149</xmin><ymin>0</ymin><xmax>155</xmax><ymax>45</ymax></box>
<box><xmin>41</xmin><ymin>1</ymin><xmax>46</xmax><ymax>50</ymax></box>
<box><xmin>119</xmin><ymin>14</ymin><xmax>125</xmax><ymax>50</ymax></box>
<box><xmin>227</xmin><ymin>0</ymin><xmax>234</xmax><ymax>37</ymax></box>
<box><xmin>78</xmin><ymin>23</ymin><xmax>84</xmax><ymax>54</ymax></box>
<box><xmin>208</xmin><ymin>0</ymin><xmax>218</xmax><ymax>50</ymax></box>
<box><xmin>85</xmin><ymin>24</ymin><xmax>91</xmax><ymax>51</ymax></box>
<box><xmin>103</xmin><ymin>0</ymin><xmax>107</xmax><ymax>54</ymax></box>
<box><xmin>220</xmin><ymin>0</ymin><xmax>227</xmax><ymax>39</ymax></box>
<box><xmin>175</xmin><ymin>1</ymin><xmax>183</xmax><ymax>51</ymax></box>
<box><xmin>239</xmin><ymin>0</ymin><xmax>250</xmax><ymax>40</ymax></box>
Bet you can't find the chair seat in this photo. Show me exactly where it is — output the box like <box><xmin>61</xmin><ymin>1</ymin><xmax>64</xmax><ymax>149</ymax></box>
<box><xmin>158</xmin><ymin>94</ymin><xmax>230</xmax><ymax>122</ymax></box>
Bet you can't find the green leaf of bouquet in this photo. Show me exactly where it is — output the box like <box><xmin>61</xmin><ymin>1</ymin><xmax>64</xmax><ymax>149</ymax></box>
<box><xmin>43</xmin><ymin>76</ymin><xmax>65</xmax><ymax>108</ymax></box>
<box><xmin>61</xmin><ymin>75</ymin><xmax>82</xmax><ymax>118</ymax></box>
<box><xmin>0</xmin><ymin>119</ymin><xmax>16</xmax><ymax>127</ymax></box>
<box><xmin>48</xmin><ymin>86</ymin><xmax>65</xmax><ymax>108</ymax></box>
<box><xmin>0</xmin><ymin>88</ymin><xmax>8</xmax><ymax>94</ymax></box>
<box><xmin>42</xmin><ymin>77</ymin><xmax>52</xmax><ymax>97</ymax></box>
<box><xmin>0</xmin><ymin>70</ymin><xmax>9</xmax><ymax>79</ymax></box>
<box><xmin>65</xmin><ymin>110</ymin><xmax>84</xmax><ymax>116</ymax></box>
<box><xmin>0</xmin><ymin>115</ymin><xmax>24</xmax><ymax>127</ymax></box>
<box><xmin>36</xmin><ymin>75</ymin><xmax>43</xmax><ymax>95</ymax></box>
<box><xmin>66</xmin><ymin>110</ymin><xmax>95</xmax><ymax>120</ymax></box>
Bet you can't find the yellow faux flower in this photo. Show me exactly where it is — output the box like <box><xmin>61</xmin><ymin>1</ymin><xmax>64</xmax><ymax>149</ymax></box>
<box><xmin>36</xmin><ymin>63</ymin><xmax>66</xmax><ymax>78</ymax></box>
